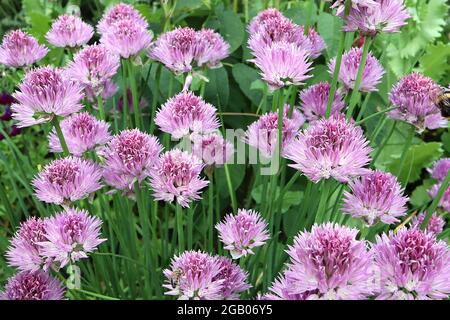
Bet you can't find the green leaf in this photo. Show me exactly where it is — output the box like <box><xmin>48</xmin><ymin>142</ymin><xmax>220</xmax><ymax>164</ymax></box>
<box><xmin>441</xmin><ymin>131</ymin><xmax>450</xmax><ymax>153</ymax></box>
<box><xmin>317</xmin><ymin>12</ymin><xmax>343</xmax><ymax>58</ymax></box>
<box><xmin>216</xmin><ymin>164</ymin><xmax>245</xmax><ymax>197</ymax></box>
<box><xmin>232</xmin><ymin>63</ymin><xmax>263</xmax><ymax>106</ymax></box>
<box><xmin>205</xmin><ymin>67</ymin><xmax>230</xmax><ymax>107</ymax></box>
<box><xmin>216</xmin><ymin>10</ymin><xmax>244</xmax><ymax>53</ymax></box>
<box><xmin>419</xmin><ymin>42</ymin><xmax>450</xmax><ymax>82</ymax></box>
<box><xmin>410</xmin><ymin>179</ymin><xmax>435</xmax><ymax>208</ymax></box>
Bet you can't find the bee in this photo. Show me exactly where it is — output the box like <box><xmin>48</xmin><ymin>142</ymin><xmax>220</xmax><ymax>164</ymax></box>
<box><xmin>434</xmin><ymin>87</ymin><xmax>450</xmax><ymax>118</ymax></box>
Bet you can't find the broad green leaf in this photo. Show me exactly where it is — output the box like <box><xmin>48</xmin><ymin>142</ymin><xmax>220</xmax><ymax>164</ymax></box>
<box><xmin>410</xmin><ymin>179</ymin><xmax>435</xmax><ymax>208</ymax></box>
<box><xmin>216</xmin><ymin>164</ymin><xmax>245</xmax><ymax>197</ymax></box>
<box><xmin>419</xmin><ymin>42</ymin><xmax>450</xmax><ymax>82</ymax></box>
<box><xmin>232</xmin><ymin>63</ymin><xmax>263</xmax><ymax>107</ymax></box>
<box><xmin>317</xmin><ymin>12</ymin><xmax>343</xmax><ymax>58</ymax></box>
<box><xmin>441</xmin><ymin>131</ymin><xmax>450</xmax><ymax>153</ymax></box>
<box><xmin>205</xmin><ymin>67</ymin><xmax>230</xmax><ymax>107</ymax></box>
<box><xmin>216</xmin><ymin>10</ymin><xmax>244</xmax><ymax>53</ymax></box>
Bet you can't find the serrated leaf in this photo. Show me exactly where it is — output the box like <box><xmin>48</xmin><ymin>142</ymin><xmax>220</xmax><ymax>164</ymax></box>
<box><xmin>419</xmin><ymin>42</ymin><xmax>450</xmax><ymax>82</ymax></box>
<box><xmin>410</xmin><ymin>179</ymin><xmax>435</xmax><ymax>207</ymax></box>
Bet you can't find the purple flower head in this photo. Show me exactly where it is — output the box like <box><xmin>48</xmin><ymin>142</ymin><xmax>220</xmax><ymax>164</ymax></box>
<box><xmin>261</xmin><ymin>273</ymin><xmax>315</xmax><ymax>300</ymax></box>
<box><xmin>343</xmin><ymin>0</ymin><xmax>410</xmax><ymax>36</ymax></box>
<box><xmin>328</xmin><ymin>47</ymin><xmax>384</xmax><ymax>92</ymax></box>
<box><xmin>11</xmin><ymin>66</ymin><xmax>84</xmax><ymax>128</ymax></box>
<box><xmin>245</xmin><ymin>105</ymin><xmax>305</xmax><ymax>158</ymax></box>
<box><xmin>332</xmin><ymin>0</ymin><xmax>377</xmax><ymax>16</ymax></box>
<box><xmin>247</xmin><ymin>8</ymin><xmax>284</xmax><ymax>35</ymax></box>
<box><xmin>251</xmin><ymin>41</ymin><xmax>312</xmax><ymax>91</ymax></box>
<box><xmin>148</xmin><ymin>27</ymin><xmax>197</xmax><ymax>74</ymax></box>
<box><xmin>343</xmin><ymin>170</ymin><xmax>409</xmax><ymax>226</ymax></box>
<box><xmin>429</xmin><ymin>158</ymin><xmax>450</xmax><ymax>182</ymax></box>
<box><xmin>194</xmin><ymin>28</ymin><xmax>230</xmax><ymax>68</ymax></box>
<box><xmin>37</xmin><ymin>208</ymin><xmax>106</xmax><ymax>269</ymax></box>
<box><xmin>101</xmin><ymin>129</ymin><xmax>162</xmax><ymax>193</ymax></box>
<box><xmin>373</xmin><ymin>228</ymin><xmax>450</xmax><ymax>300</ymax></box>
<box><xmin>0</xmin><ymin>91</ymin><xmax>15</xmax><ymax>105</ymax></box>
<box><xmin>155</xmin><ymin>91</ymin><xmax>220</xmax><ymax>139</ymax></box>
<box><xmin>216</xmin><ymin>209</ymin><xmax>269</xmax><ymax>259</ymax></box>
<box><xmin>410</xmin><ymin>212</ymin><xmax>445</xmax><ymax>236</ymax></box>
<box><xmin>65</xmin><ymin>44</ymin><xmax>120</xmax><ymax>98</ymax></box>
<box><xmin>428</xmin><ymin>183</ymin><xmax>450</xmax><ymax>213</ymax></box>
<box><xmin>285</xmin><ymin>223</ymin><xmax>375</xmax><ymax>300</ymax></box>
<box><xmin>0</xmin><ymin>270</ymin><xmax>65</xmax><ymax>300</ymax></box>
<box><xmin>1</xmin><ymin>106</ymin><xmax>13</xmax><ymax>121</ymax></box>
<box><xmin>191</xmin><ymin>132</ymin><xmax>234</xmax><ymax>167</ymax></box>
<box><xmin>163</xmin><ymin>250</ymin><xmax>224</xmax><ymax>300</ymax></box>
<box><xmin>307</xmin><ymin>28</ymin><xmax>326</xmax><ymax>59</ymax></box>
<box><xmin>97</xmin><ymin>2</ymin><xmax>148</xmax><ymax>34</ymax></box>
<box><xmin>388</xmin><ymin>73</ymin><xmax>446</xmax><ymax>132</ymax></box>
<box><xmin>48</xmin><ymin>112</ymin><xmax>111</xmax><ymax>156</ymax></box>
<box><xmin>46</xmin><ymin>15</ymin><xmax>94</xmax><ymax>48</ymax></box>
<box><xmin>285</xmin><ymin>115</ymin><xmax>372</xmax><ymax>183</ymax></box>
<box><xmin>300</xmin><ymin>81</ymin><xmax>345</xmax><ymax>122</ymax></box>
<box><xmin>150</xmin><ymin>149</ymin><xmax>208</xmax><ymax>207</ymax></box>
<box><xmin>6</xmin><ymin>217</ymin><xmax>46</xmax><ymax>272</ymax></box>
<box><xmin>213</xmin><ymin>256</ymin><xmax>251</xmax><ymax>299</ymax></box>
<box><xmin>100</xmin><ymin>18</ymin><xmax>152</xmax><ymax>59</ymax></box>
<box><xmin>0</xmin><ymin>29</ymin><xmax>48</xmax><ymax>68</ymax></box>
<box><xmin>32</xmin><ymin>157</ymin><xmax>103</xmax><ymax>205</ymax></box>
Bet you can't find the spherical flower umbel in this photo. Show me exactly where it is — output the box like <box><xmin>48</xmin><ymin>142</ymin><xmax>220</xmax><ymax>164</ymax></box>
<box><xmin>37</xmin><ymin>208</ymin><xmax>106</xmax><ymax>269</ymax></box>
<box><xmin>306</xmin><ymin>28</ymin><xmax>326</xmax><ymax>59</ymax></box>
<box><xmin>216</xmin><ymin>209</ymin><xmax>269</xmax><ymax>259</ymax></box>
<box><xmin>372</xmin><ymin>228</ymin><xmax>450</xmax><ymax>300</ymax></box>
<box><xmin>410</xmin><ymin>212</ymin><xmax>445</xmax><ymax>236</ymax></box>
<box><xmin>155</xmin><ymin>91</ymin><xmax>220</xmax><ymax>139</ymax></box>
<box><xmin>101</xmin><ymin>129</ymin><xmax>162</xmax><ymax>193</ymax></box>
<box><xmin>343</xmin><ymin>0</ymin><xmax>410</xmax><ymax>36</ymax></box>
<box><xmin>331</xmin><ymin>0</ymin><xmax>377</xmax><ymax>17</ymax></box>
<box><xmin>299</xmin><ymin>81</ymin><xmax>345</xmax><ymax>122</ymax></box>
<box><xmin>429</xmin><ymin>158</ymin><xmax>450</xmax><ymax>182</ymax></box>
<box><xmin>247</xmin><ymin>8</ymin><xmax>284</xmax><ymax>35</ymax></box>
<box><xmin>342</xmin><ymin>170</ymin><xmax>409</xmax><ymax>225</ymax></box>
<box><xmin>388</xmin><ymin>73</ymin><xmax>447</xmax><ymax>132</ymax></box>
<box><xmin>32</xmin><ymin>157</ymin><xmax>103</xmax><ymax>205</ymax></box>
<box><xmin>97</xmin><ymin>2</ymin><xmax>148</xmax><ymax>34</ymax></box>
<box><xmin>194</xmin><ymin>28</ymin><xmax>230</xmax><ymax>68</ymax></box>
<box><xmin>0</xmin><ymin>270</ymin><xmax>65</xmax><ymax>300</ymax></box>
<box><xmin>100</xmin><ymin>18</ymin><xmax>152</xmax><ymax>59</ymax></box>
<box><xmin>192</xmin><ymin>132</ymin><xmax>234</xmax><ymax>167</ymax></box>
<box><xmin>65</xmin><ymin>44</ymin><xmax>120</xmax><ymax>99</ymax></box>
<box><xmin>428</xmin><ymin>183</ymin><xmax>450</xmax><ymax>213</ymax></box>
<box><xmin>11</xmin><ymin>66</ymin><xmax>84</xmax><ymax>128</ymax></box>
<box><xmin>6</xmin><ymin>217</ymin><xmax>46</xmax><ymax>272</ymax></box>
<box><xmin>163</xmin><ymin>250</ymin><xmax>224</xmax><ymax>300</ymax></box>
<box><xmin>45</xmin><ymin>15</ymin><xmax>94</xmax><ymax>48</ymax></box>
<box><xmin>328</xmin><ymin>47</ymin><xmax>384</xmax><ymax>92</ymax></box>
<box><xmin>285</xmin><ymin>223</ymin><xmax>375</xmax><ymax>300</ymax></box>
<box><xmin>149</xmin><ymin>27</ymin><xmax>198</xmax><ymax>74</ymax></box>
<box><xmin>48</xmin><ymin>112</ymin><xmax>112</xmax><ymax>156</ymax></box>
<box><xmin>285</xmin><ymin>115</ymin><xmax>372</xmax><ymax>183</ymax></box>
<box><xmin>150</xmin><ymin>149</ymin><xmax>208</xmax><ymax>207</ymax></box>
<box><xmin>251</xmin><ymin>41</ymin><xmax>312</xmax><ymax>91</ymax></box>
<box><xmin>244</xmin><ymin>105</ymin><xmax>305</xmax><ymax>158</ymax></box>
<box><xmin>0</xmin><ymin>29</ymin><xmax>48</xmax><ymax>68</ymax></box>
<box><xmin>261</xmin><ymin>273</ymin><xmax>315</xmax><ymax>300</ymax></box>
<box><xmin>212</xmin><ymin>256</ymin><xmax>251</xmax><ymax>299</ymax></box>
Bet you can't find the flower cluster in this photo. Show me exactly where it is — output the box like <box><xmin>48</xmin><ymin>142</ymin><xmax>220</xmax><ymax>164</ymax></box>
<box><xmin>191</xmin><ymin>132</ymin><xmax>234</xmax><ymax>167</ymax></box>
<box><xmin>46</xmin><ymin>14</ymin><xmax>94</xmax><ymax>48</ymax></box>
<box><xmin>410</xmin><ymin>212</ymin><xmax>445</xmax><ymax>236</ymax></box>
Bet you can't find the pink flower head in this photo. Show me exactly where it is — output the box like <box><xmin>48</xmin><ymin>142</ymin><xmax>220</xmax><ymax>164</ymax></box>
<box><xmin>0</xmin><ymin>270</ymin><xmax>65</xmax><ymax>300</ymax></box>
<box><xmin>428</xmin><ymin>183</ymin><xmax>450</xmax><ymax>213</ymax></box>
<box><xmin>97</xmin><ymin>2</ymin><xmax>148</xmax><ymax>34</ymax></box>
<box><xmin>191</xmin><ymin>132</ymin><xmax>234</xmax><ymax>166</ymax></box>
<box><xmin>285</xmin><ymin>115</ymin><xmax>372</xmax><ymax>183</ymax></box>
<box><xmin>247</xmin><ymin>8</ymin><xmax>284</xmax><ymax>35</ymax></box>
<box><xmin>429</xmin><ymin>158</ymin><xmax>450</xmax><ymax>182</ymax></box>
<box><xmin>343</xmin><ymin>0</ymin><xmax>410</xmax><ymax>36</ymax></box>
<box><xmin>261</xmin><ymin>273</ymin><xmax>315</xmax><ymax>300</ymax></box>
<box><xmin>328</xmin><ymin>47</ymin><xmax>384</xmax><ymax>92</ymax></box>
<box><xmin>6</xmin><ymin>217</ymin><xmax>46</xmax><ymax>272</ymax></box>
<box><xmin>373</xmin><ymin>228</ymin><xmax>450</xmax><ymax>300</ymax></box>
<box><xmin>332</xmin><ymin>0</ymin><xmax>378</xmax><ymax>17</ymax></box>
<box><xmin>100</xmin><ymin>18</ymin><xmax>152</xmax><ymax>59</ymax></box>
<box><xmin>216</xmin><ymin>209</ymin><xmax>269</xmax><ymax>259</ymax></box>
<box><xmin>65</xmin><ymin>44</ymin><xmax>120</xmax><ymax>98</ymax></box>
<box><xmin>85</xmin><ymin>79</ymin><xmax>118</xmax><ymax>103</ymax></box>
<box><xmin>300</xmin><ymin>81</ymin><xmax>345</xmax><ymax>122</ymax></box>
<box><xmin>48</xmin><ymin>112</ymin><xmax>111</xmax><ymax>156</ymax></box>
<box><xmin>11</xmin><ymin>66</ymin><xmax>84</xmax><ymax>127</ymax></box>
<box><xmin>213</xmin><ymin>256</ymin><xmax>251</xmax><ymax>299</ymax></box>
<box><xmin>245</xmin><ymin>105</ymin><xmax>305</xmax><ymax>158</ymax></box>
<box><xmin>101</xmin><ymin>129</ymin><xmax>162</xmax><ymax>192</ymax></box>
<box><xmin>194</xmin><ymin>28</ymin><xmax>230</xmax><ymax>68</ymax></box>
<box><xmin>0</xmin><ymin>29</ymin><xmax>48</xmax><ymax>68</ymax></box>
<box><xmin>155</xmin><ymin>91</ymin><xmax>220</xmax><ymax>139</ymax></box>
<box><xmin>410</xmin><ymin>212</ymin><xmax>445</xmax><ymax>236</ymax></box>
<box><xmin>307</xmin><ymin>28</ymin><xmax>326</xmax><ymax>59</ymax></box>
<box><xmin>343</xmin><ymin>170</ymin><xmax>409</xmax><ymax>225</ymax></box>
<box><xmin>285</xmin><ymin>223</ymin><xmax>375</xmax><ymax>300</ymax></box>
<box><xmin>37</xmin><ymin>208</ymin><xmax>106</xmax><ymax>269</ymax></box>
<box><xmin>251</xmin><ymin>41</ymin><xmax>312</xmax><ymax>91</ymax></box>
<box><xmin>388</xmin><ymin>73</ymin><xmax>446</xmax><ymax>132</ymax></box>
<box><xmin>32</xmin><ymin>157</ymin><xmax>103</xmax><ymax>205</ymax></box>
<box><xmin>150</xmin><ymin>149</ymin><xmax>208</xmax><ymax>207</ymax></box>
<box><xmin>163</xmin><ymin>250</ymin><xmax>224</xmax><ymax>300</ymax></box>
<box><xmin>148</xmin><ymin>27</ymin><xmax>197</xmax><ymax>74</ymax></box>
<box><xmin>45</xmin><ymin>15</ymin><xmax>94</xmax><ymax>48</ymax></box>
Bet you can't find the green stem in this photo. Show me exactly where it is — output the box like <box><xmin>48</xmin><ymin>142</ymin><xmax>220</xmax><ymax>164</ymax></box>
<box><xmin>97</xmin><ymin>95</ymin><xmax>105</xmax><ymax>121</ymax></box>
<box><xmin>356</xmin><ymin>106</ymin><xmax>397</xmax><ymax>125</ymax></box>
<box><xmin>421</xmin><ymin>171</ymin><xmax>450</xmax><ymax>230</ymax></box>
<box><xmin>314</xmin><ymin>180</ymin><xmax>332</xmax><ymax>224</ymax></box>
<box><xmin>176</xmin><ymin>203</ymin><xmax>185</xmax><ymax>251</ymax></box>
<box><xmin>395</xmin><ymin>125</ymin><xmax>415</xmax><ymax>181</ymax></box>
<box><xmin>52</xmin><ymin>116</ymin><xmax>69</xmax><ymax>156</ymax></box>
<box><xmin>208</xmin><ymin>172</ymin><xmax>214</xmax><ymax>252</ymax></box>
<box><xmin>121</xmin><ymin>60</ymin><xmax>129</xmax><ymax>129</ymax></box>
<box><xmin>127</xmin><ymin>60</ymin><xmax>143</xmax><ymax>130</ymax></box>
<box><xmin>371</xmin><ymin>121</ymin><xmax>396</xmax><ymax>165</ymax></box>
<box><xmin>150</xmin><ymin>64</ymin><xmax>162</xmax><ymax>134</ymax></box>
